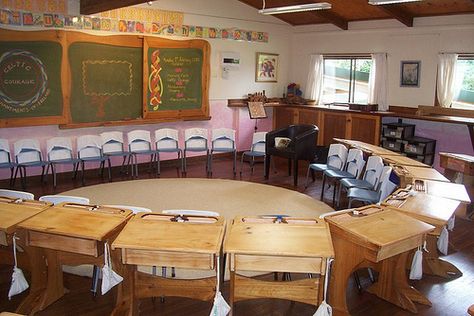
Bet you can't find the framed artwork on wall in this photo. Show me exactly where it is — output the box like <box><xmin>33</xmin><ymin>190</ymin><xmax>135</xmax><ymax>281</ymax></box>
<box><xmin>255</xmin><ymin>52</ymin><xmax>278</xmax><ymax>82</ymax></box>
<box><xmin>400</xmin><ymin>60</ymin><xmax>421</xmax><ymax>87</ymax></box>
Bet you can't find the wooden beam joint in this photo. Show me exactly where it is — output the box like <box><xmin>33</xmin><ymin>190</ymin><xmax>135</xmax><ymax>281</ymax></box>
<box><xmin>377</xmin><ymin>5</ymin><xmax>414</xmax><ymax>27</ymax></box>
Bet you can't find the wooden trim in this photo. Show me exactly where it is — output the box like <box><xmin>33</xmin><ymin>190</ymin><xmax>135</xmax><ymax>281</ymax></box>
<box><xmin>416</xmin><ymin>105</ymin><xmax>474</xmax><ymax>119</ymax></box>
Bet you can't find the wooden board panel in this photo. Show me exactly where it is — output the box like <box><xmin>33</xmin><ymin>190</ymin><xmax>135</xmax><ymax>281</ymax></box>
<box><xmin>123</xmin><ymin>249</ymin><xmax>213</xmax><ymax>269</ymax></box>
<box><xmin>349</xmin><ymin>113</ymin><xmax>380</xmax><ymax>145</ymax></box>
<box><xmin>28</xmin><ymin>230</ymin><xmax>99</xmax><ymax>256</ymax></box>
<box><xmin>380</xmin><ymin>154</ymin><xmax>430</xmax><ymax>168</ymax></box>
<box><xmin>273</xmin><ymin>107</ymin><xmax>296</xmax><ymax>129</ymax></box>
<box><xmin>0</xmin><ymin>198</ymin><xmax>51</xmax><ymax>234</ymax></box>
<box><xmin>233</xmin><ymin>254</ymin><xmax>322</xmax><ymax>274</ymax></box>
<box><xmin>322</xmin><ymin>112</ymin><xmax>348</xmax><ymax>146</ymax></box>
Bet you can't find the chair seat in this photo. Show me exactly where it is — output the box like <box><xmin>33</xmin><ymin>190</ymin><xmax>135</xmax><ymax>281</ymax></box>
<box><xmin>18</xmin><ymin>161</ymin><xmax>50</xmax><ymax>167</ymax></box>
<box><xmin>104</xmin><ymin>151</ymin><xmax>132</xmax><ymax>157</ymax></box>
<box><xmin>243</xmin><ymin>151</ymin><xmax>265</xmax><ymax>158</ymax></box>
<box><xmin>0</xmin><ymin>162</ymin><xmax>16</xmax><ymax>168</ymax></box>
<box><xmin>347</xmin><ymin>187</ymin><xmax>379</xmax><ymax>204</ymax></box>
<box><xmin>80</xmin><ymin>156</ymin><xmax>109</xmax><ymax>162</ymax></box>
<box><xmin>340</xmin><ymin>178</ymin><xmax>373</xmax><ymax>190</ymax></box>
<box><xmin>324</xmin><ymin>169</ymin><xmax>356</xmax><ymax>180</ymax></box>
<box><xmin>212</xmin><ymin>147</ymin><xmax>235</xmax><ymax>153</ymax></box>
<box><xmin>50</xmin><ymin>158</ymin><xmax>81</xmax><ymax>164</ymax></box>
<box><xmin>157</xmin><ymin>148</ymin><xmax>181</xmax><ymax>153</ymax></box>
<box><xmin>131</xmin><ymin>149</ymin><xmax>157</xmax><ymax>155</ymax></box>
<box><xmin>185</xmin><ymin>147</ymin><xmax>207</xmax><ymax>152</ymax></box>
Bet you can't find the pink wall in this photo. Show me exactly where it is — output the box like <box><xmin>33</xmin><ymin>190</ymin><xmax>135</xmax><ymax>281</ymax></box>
<box><xmin>0</xmin><ymin>100</ymin><xmax>273</xmax><ymax>180</ymax></box>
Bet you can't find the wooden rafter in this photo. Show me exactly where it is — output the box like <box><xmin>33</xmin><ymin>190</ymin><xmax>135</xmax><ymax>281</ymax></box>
<box><xmin>312</xmin><ymin>10</ymin><xmax>348</xmax><ymax>30</ymax></box>
<box><xmin>80</xmin><ymin>0</ymin><xmax>150</xmax><ymax>15</ymax></box>
<box><xmin>376</xmin><ymin>4</ymin><xmax>414</xmax><ymax>27</ymax></box>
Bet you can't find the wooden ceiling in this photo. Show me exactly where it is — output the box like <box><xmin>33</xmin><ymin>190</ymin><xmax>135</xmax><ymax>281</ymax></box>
<box><xmin>80</xmin><ymin>0</ymin><xmax>474</xmax><ymax>31</ymax></box>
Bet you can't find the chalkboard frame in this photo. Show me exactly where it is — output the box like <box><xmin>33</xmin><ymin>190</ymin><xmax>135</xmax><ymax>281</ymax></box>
<box><xmin>0</xmin><ymin>29</ymin><xmax>68</xmax><ymax>128</ymax></box>
<box><xmin>143</xmin><ymin>37</ymin><xmax>210</xmax><ymax>121</ymax></box>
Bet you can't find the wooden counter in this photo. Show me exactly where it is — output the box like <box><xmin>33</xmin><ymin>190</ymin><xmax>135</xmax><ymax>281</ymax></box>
<box><xmin>17</xmin><ymin>203</ymin><xmax>132</xmax><ymax>315</ymax></box>
<box><xmin>112</xmin><ymin>212</ymin><xmax>225</xmax><ymax>315</ymax></box>
<box><xmin>324</xmin><ymin>205</ymin><xmax>434</xmax><ymax>315</ymax></box>
<box><xmin>224</xmin><ymin>216</ymin><xmax>333</xmax><ymax>312</ymax></box>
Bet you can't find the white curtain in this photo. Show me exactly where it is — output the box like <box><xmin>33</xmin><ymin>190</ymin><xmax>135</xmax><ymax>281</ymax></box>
<box><xmin>368</xmin><ymin>53</ymin><xmax>388</xmax><ymax>111</ymax></box>
<box><xmin>305</xmin><ymin>54</ymin><xmax>324</xmax><ymax>105</ymax></box>
<box><xmin>437</xmin><ymin>53</ymin><xmax>458</xmax><ymax>108</ymax></box>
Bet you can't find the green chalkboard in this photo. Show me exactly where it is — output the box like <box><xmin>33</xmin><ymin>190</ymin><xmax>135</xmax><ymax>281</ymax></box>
<box><xmin>146</xmin><ymin>47</ymin><xmax>202</xmax><ymax>112</ymax></box>
<box><xmin>69</xmin><ymin>42</ymin><xmax>142</xmax><ymax>124</ymax></box>
<box><xmin>0</xmin><ymin>41</ymin><xmax>63</xmax><ymax>119</ymax></box>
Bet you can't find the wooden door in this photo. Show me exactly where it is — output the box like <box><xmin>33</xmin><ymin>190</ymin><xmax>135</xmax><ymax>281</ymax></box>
<box><xmin>321</xmin><ymin>112</ymin><xmax>349</xmax><ymax>146</ymax></box>
<box><xmin>349</xmin><ymin>114</ymin><xmax>381</xmax><ymax>145</ymax></box>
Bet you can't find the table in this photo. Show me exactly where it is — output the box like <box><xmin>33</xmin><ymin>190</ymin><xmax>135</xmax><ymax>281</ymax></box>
<box><xmin>383</xmin><ymin>188</ymin><xmax>462</xmax><ymax>278</ymax></box>
<box><xmin>224</xmin><ymin>216</ymin><xmax>334</xmax><ymax>313</ymax></box>
<box><xmin>324</xmin><ymin>205</ymin><xmax>434</xmax><ymax>315</ymax></box>
<box><xmin>379</xmin><ymin>153</ymin><xmax>430</xmax><ymax>168</ymax></box>
<box><xmin>393</xmin><ymin>165</ymin><xmax>450</xmax><ymax>187</ymax></box>
<box><xmin>111</xmin><ymin>212</ymin><xmax>225</xmax><ymax>315</ymax></box>
<box><xmin>0</xmin><ymin>196</ymin><xmax>51</xmax><ymax>275</ymax></box>
<box><xmin>333</xmin><ymin>138</ymin><xmax>400</xmax><ymax>156</ymax></box>
<box><xmin>17</xmin><ymin>203</ymin><xmax>132</xmax><ymax>315</ymax></box>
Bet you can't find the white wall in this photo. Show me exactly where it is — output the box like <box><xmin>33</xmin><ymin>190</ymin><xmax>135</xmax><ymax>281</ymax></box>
<box><xmin>290</xmin><ymin>15</ymin><xmax>474</xmax><ymax>108</ymax></box>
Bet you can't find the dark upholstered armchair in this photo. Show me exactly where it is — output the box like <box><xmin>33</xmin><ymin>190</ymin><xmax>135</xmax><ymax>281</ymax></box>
<box><xmin>265</xmin><ymin>124</ymin><xmax>319</xmax><ymax>186</ymax></box>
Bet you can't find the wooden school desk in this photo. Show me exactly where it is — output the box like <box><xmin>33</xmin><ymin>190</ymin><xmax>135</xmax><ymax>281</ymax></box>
<box><xmin>224</xmin><ymin>216</ymin><xmax>334</xmax><ymax>313</ymax></box>
<box><xmin>0</xmin><ymin>196</ymin><xmax>51</xmax><ymax>274</ymax></box>
<box><xmin>324</xmin><ymin>205</ymin><xmax>434</xmax><ymax>315</ymax></box>
<box><xmin>392</xmin><ymin>165</ymin><xmax>450</xmax><ymax>187</ymax></box>
<box><xmin>379</xmin><ymin>153</ymin><xmax>430</xmax><ymax>168</ymax></box>
<box><xmin>111</xmin><ymin>212</ymin><xmax>225</xmax><ymax>315</ymax></box>
<box><xmin>333</xmin><ymin>138</ymin><xmax>400</xmax><ymax>156</ymax></box>
<box><xmin>16</xmin><ymin>203</ymin><xmax>132</xmax><ymax>315</ymax></box>
<box><xmin>383</xmin><ymin>187</ymin><xmax>462</xmax><ymax>278</ymax></box>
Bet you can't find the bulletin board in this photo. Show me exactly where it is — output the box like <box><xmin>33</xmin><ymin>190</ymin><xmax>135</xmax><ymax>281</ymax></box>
<box><xmin>143</xmin><ymin>36</ymin><xmax>210</xmax><ymax>120</ymax></box>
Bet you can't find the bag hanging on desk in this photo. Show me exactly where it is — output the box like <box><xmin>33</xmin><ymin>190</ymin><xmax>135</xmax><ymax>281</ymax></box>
<box><xmin>209</xmin><ymin>257</ymin><xmax>231</xmax><ymax>316</ymax></box>
<box><xmin>313</xmin><ymin>258</ymin><xmax>333</xmax><ymax>316</ymax></box>
<box><xmin>101</xmin><ymin>242</ymin><xmax>123</xmax><ymax>295</ymax></box>
<box><xmin>447</xmin><ymin>215</ymin><xmax>455</xmax><ymax>231</ymax></box>
<box><xmin>409</xmin><ymin>245</ymin><xmax>423</xmax><ymax>280</ymax></box>
<box><xmin>437</xmin><ymin>226</ymin><xmax>449</xmax><ymax>255</ymax></box>
<box><xmin>8</xmin><ymin>234</ymin><xmax>29</xmax><ymax>299</ymax></box>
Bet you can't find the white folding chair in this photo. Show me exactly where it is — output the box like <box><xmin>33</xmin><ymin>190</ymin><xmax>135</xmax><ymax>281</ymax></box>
<box><xmin>101</xmin><ymin>131</ymin><xmax>134</xmax><ymax>177</ymax></box>
<box><xmin>305</xmin><ymin>143</ymin><xmax>348</xmax><ymax>189</ymax></box>
<box><xmin>46</xmin><ymin>137</ymin><xmax>81</xmax><ymax>189</ymax></box>
<box><xmin>154</xmin><ymin>128</ymin><xmax>183</xmax><ymax>175</ymax></box>
<box><xmin>77</xmin><ymin>135</ymin><xmax>111</xmax><ymax>185</ymax></box>
<box><xmin>39</xmin><ymin>195</ymin><xmax>90</xmax><ymax>205</ymax></box>
<box><xmin>104</xmin><ymin>205</ymin><xmax>152</xmax><ymax>214</ymax></box>
<box><xmin>13</xmin><ymin>138</ymin><xmax>50</xmax><ymax>189</ymax></box>
<box><xmin>0</xmin><ymin>188</ymin><xmax>34</xmax><ymax>200</ymax></box>
<box><xmin>183</xmin><ymin>128</ymin><xmax>209</xmax><ymax>174</ymax></box>
<box><xmin>209</xmin><ymin>128</ymin><xmax>236</xmax><ymax>176</ymax></box>
<box><xmin>0</xmin><ymin>139</ymin><xmax>17</xmax><ymax>187</ymax></box>
<box><xmin>240</xmin><ymin>131</ymin><xmax>267</xmax><ymax>176</ymax></box>
<box><xmin>127</xmin><ymin>130</ymin><xmax>159</xmax><ymax>177</ymax></box>
<box><xmin>162</xmin><ymin>209</ymin><xmax>220</xmax><ymax>217</ymax></box>
<box><xmin>347</xmin><ymin>166</ymin><xmax>395</xmax><ymax>208</ymax></box>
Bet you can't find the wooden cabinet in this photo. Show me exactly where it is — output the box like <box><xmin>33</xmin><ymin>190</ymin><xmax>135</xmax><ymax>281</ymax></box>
<box><xmin>350</xmin><ymin>113</ymin><xmax>381</xmax><ymax>145</ymax></box>
<box><xmin>321</xmin><ymin>112</ymin><xmax>349</xmax><ymax>146</ymax></box>
<box><xmin>273</xmin><ymin>107</ymin><xmax>297</xmax><ymax>129</ymax></box>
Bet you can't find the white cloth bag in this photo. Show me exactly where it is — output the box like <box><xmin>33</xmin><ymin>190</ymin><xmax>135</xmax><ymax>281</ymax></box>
<box><xmin>8</xmin><ymin>234</ymin><xmax>29</xmax><ymax>299</ymax></box>
<box><xmin>313</xmin><ymin>258</ymin><xmax>333</xmax><ymax>316</ymax></box>
<box><xmin>209</xmin><ymin>257</ymin><xmax>231</xmax><ymax>316</ymax></box>
<box><xmin>409</xmin><ymin>246</ymin><xmax>423</xmax><ymax>280</ymax></box>
<box><xmin>437</xmin><ymin>226</ymin><xmax>449</xmax><ymax>255</ymax></box>
<box><xmin>101</xmin><ymin>242</ymin><xmax>123</xmax><ymax>295</ymax></box>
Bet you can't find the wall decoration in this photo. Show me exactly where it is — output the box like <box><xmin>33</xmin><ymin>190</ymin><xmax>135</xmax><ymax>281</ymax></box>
<box><xmin>400</xmin><ymin>60</ymin><xmax>421</xmax><ymax>87</ymax></box>
<box><xmin>255</xmin><ymin>52</ymin><xmax>278</xmax><ymax>82</ymax></box>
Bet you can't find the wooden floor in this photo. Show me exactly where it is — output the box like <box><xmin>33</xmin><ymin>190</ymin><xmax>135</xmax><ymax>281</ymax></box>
<box><xmin>1</xmin><ymin>156</ymin><xmax>473</xmax><ymax>315</ymax></box>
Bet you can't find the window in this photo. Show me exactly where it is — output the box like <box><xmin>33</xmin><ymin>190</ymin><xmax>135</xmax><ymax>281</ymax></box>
<box><xmin>452</xmin><ymin>56</ymin><xmax>474</xmax><ymax>109</ymax></box>
<box><xmin>322</xmin><ymin>56</ymin><xmax>373</xmax><ymax>105</ymax></box>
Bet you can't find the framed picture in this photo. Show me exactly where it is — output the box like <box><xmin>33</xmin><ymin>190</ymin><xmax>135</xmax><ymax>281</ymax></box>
<box><xmin>256</xmin><ymin>52</ymin><xmax>278</xmax><ymax>82</ymax></box>
<box><xmin>400</xmin><ymin>61</ymin><xmax>421</xmax><ymax>87</ymax></box>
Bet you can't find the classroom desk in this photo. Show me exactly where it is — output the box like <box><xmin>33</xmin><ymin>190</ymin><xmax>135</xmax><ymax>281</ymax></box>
<box><xmin>324</xmin><ymin>205</ymin><xmax>434</xmax><ymax>315</ymax></box>
<box><xmin>333</xmin><ymin>138</ymin><xmax>401</xmax><ymax>156</ymax></box>
<box><xmin>0</xmin><ymin>197</ymin><xmax>51</xmax><ymax>274</ymax></box>
<box><xmin>379</xmin><ymin>153</ymin><xmax>430</xmax><ymax>168</ymax></box>
<box><xmin>111</xmin><ymin>212</ymin><xmax>225</xmax><ymax>316</ymax></box>
<box><xmin>224</xmin><ymin>216</ymin><xmax>333</xmax><ymax>313</ymax></box>
<box><xmin>383</xmin><ymin>187</ymin><xmax>462</xmax><ymax>278</ymax></box>
<box><xmin>16</xmin><ymin>203</ymin><xmax>132</xmax><ymax>315</ymax></box>
<box><xmin>393</xmin><ymin>165</ymin><xmax>450</xmax><ymax>187</ymax></box>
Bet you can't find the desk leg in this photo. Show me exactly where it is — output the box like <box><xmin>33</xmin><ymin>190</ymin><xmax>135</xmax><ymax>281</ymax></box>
<box><xmin>367</xmin><ymin>252</ymin><xmax>431</xmax><ymax>313</ymax></box>
<box><xmin>230</xmin><ymin>271</ymin><xmax>236</xmax><ymax>316</ymax></box>
<box><xmin>422</xmin><ymin>234</ymin><xmax>462</xmax><ymax>279</ymax></box>
<box><xmin>112</xmin><ymin>264</ymin><xmax>137</xmax><ymax>316</ymax></box>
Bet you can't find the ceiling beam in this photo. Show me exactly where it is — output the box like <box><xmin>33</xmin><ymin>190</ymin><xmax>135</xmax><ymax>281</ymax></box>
<box><xmin>376</xmin><ymin>4</ymin><xmax>414</xmax><ymax>27</ymax></box>
<box><xmin>80</xmin><ymin>0</ymin><xmax>150</xmax><ymax>15</ymax></box>
<box><xmin>313</xmin><ymin>11</ymin><xmax>348</xmax><ymax>30</ymax></box>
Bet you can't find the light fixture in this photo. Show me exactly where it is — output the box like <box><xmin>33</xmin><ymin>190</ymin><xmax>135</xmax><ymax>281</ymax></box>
<box><xmin>258</xmin><ymin>1</ymin><xmax>332</xmax><ymax>15</ymax></box>
<box><xmin>368</xmin><ymin>0</ymin><xmax>422</xmax><ymax>5</ymax></box>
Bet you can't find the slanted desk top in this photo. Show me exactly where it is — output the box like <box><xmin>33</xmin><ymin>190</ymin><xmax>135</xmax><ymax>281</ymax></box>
<box><xmin>224</xmin><ymin>217</ymin><xmax>334</xmax><ymax>258</ymax></box>
<box><xmin>113</xmin><ymin>212</ymin><xmax>225</xmax><ymax>255</ymax></box>
<box><xmin>439</xmin><ymin>152</ymin><xmax>474</xmax><ymax>176</ymax></box>
<box><xmin>379</xmin><ymin>154</ymin><xmax>430</xmax><ymax>168</ymax></box>
<box><xmin>393</xmin><ymin>165</ymin><xmax>450</xmax><ymax>187</ymax></box>
<box><xmin>333</xmin><ymin>138</ymin><xmax>400</xmax><ymax>156</ymax></box>
<box><xmin>415</xmin><ymin>179</ymin><xmax>470</xmax><ymax>204</ymax></box>
<box><xmin>0</xmin><ymin>197</ymin><xmax>51</xmax><ymax>235</ymax></box>
<box><xmin>19</xmin><ymin>203</ymin><xmax>132</xmax><ymax>241</ymax></box>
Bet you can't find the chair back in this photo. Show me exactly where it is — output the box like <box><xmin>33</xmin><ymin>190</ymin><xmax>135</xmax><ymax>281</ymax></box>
<box><xmin>363</xmin><ymin>155</ymin><xmax>384</xmax><ymax>189</ymax></box>
<box><xmin>162</xmin><ymin>209</ymin><xmax>220</xmax><ymax>217</ymax></box>
<box><xmin>39</xmin><ymin>195</ymin><xmax>90</xmax><ymax>205</ymax></box>
<box><xmin>77</xmin><ymin>135</ymin><xmax>103</xmax><ymax>159</ymax></box>
<box><xmin>326</xmin><ymin>143</ymin><xmax>347</xmax><ymax>170</ymax></box>
<box><xmin>14</xmin><ymin>139</ymin><xmax>43</xmax><ymax>164</ymax></box>
<box><xmin>128</xmin><ymin>130</ymin><xmax>152</xmax><ymax>152</ymax></box>
<box><xmin>212</xmin><ymin>128</ymin><xmax>235</xmax><ymax>150</ymax></box>
<box><xmin>377</xmin><ymin>166</ymin><xmax>395</xmax><ymax>203</ymax></box>
<box><xmin>46</xmin><ymin>137</ymin><xmax>74</xmax><ymax>162</ymax></box>
<box><xmin>155</xmin><ymin>128</ymin><xmax>180</xmax><ymax>151</ymax></box>
<box><xmin>185</xmin><ymin>128</ymin><xmax>208</xmax><ymax>150</ymax></box>
<box><xmin>0</xmin><ymin>139</ymin><xmax>12</xmax><ymax>164</ymax></box>
<box><xmin>104</xmin><ymin>204</ymin><xmax>152</xmax><ymax>214</ymax></box>
<box><xmin>251</xmin><ymin>132</ymin><xmax>267</xmax><ymax>153</ymax></box>
<box><xmin>0</xmin><ymin>189</ymin><xmax>34</xmax><ymax>200</ymax></box>
<box><xmin>345</xmin><ymin>148</ymin><xmax>365</xmax><ymax>178</ymax></box>
<box><xmin>101</xmin><ymin>131</ymin><xmax>125</xmax><ymax>154</ymax></box>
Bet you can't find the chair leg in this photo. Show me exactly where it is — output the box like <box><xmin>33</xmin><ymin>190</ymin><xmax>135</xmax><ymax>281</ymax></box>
<box><xmin>208</xmin><ymin>151</ymin><xmax>213</xmax><ymax>176</ymax></box>
<box><xmin>156</xmin><ymin>152</ymin><xmax>161</xmax><ymax>176</ymax></box>
<box><xmin>337</xmin><ymin>183</ymin><xmax>344</xmax><ymax>209</ymax></box>
<box><xmin>81</xmin><ymin>161</ymin><xmax>85</xmax><ymax>186</ymax></box>
<box><xmin>239</xmin><ymin>153</ymin><xmax>245</xmax><ymax>176</ymax></box>
<box><xmin>332</xmin><ymin>181</ymin><xmax>338</xmax><ymax>207</ymax></box>
<box><xmin>304</xmin><ymin>166</ymin><xmax>312</xmax><ymax>189</ymax></box>
<box><xmin>107</xmin><ymin>158</ymin><xmax>112</xmax><ymax>181</ymax></box>
<box><xmin>12</xmin><ymin>166</ymin><xmax>19</xmax><ymax>188</ymax></box>
<box><xmin>251</xmin><ymin>156</ymin><xmax>255</xmax><ymax>175</ymax></box>
<box><xmin>293</xmin><ymin>159</ymin><xmax>298</xmax><ymax>186</ymax></box>
<box><xmin>9</xmin><ymin>167</ymin><xmax>14</xmax><ymax>188</ymax></box>
<box><xmin>348</xmin><ymin>198</ymin><xmax>353</xmax><ymax>208</ymax></box>
<box><xmin>52</xmin><ymin>163</ymin><xmax>57</xmax><ymax>189</ymax></box>
<box><xmin>20</xmin><ymin>166</ymin><xmax>26</xmax><ymax>190</ymax></box>
<box><xmin>320</xmin><ymin>174</ymin><xmax>326</xmax><ymax>201</ymax></box>
<box><xmin>120</xmin><ymin>156</ymin><xmax>127</xmax><ymax>174</ymax></box>
<box><xmin>233</xmin><ymin>151</ymin><xmax>237</xmax><ymax>175</ymax></box>
<box><xmin>40</xmin><ymin>165</ymin><xmax>46</xmax><ymax>183</ymax></box>
<box><xmin>183</xmin><ymin>150</ymin><xmax>187</xmax><ymax>174</ymax></box>
<box><xmin>73</xmin><ymin>162</ymin><xmax>79</xmax><ymax>179</ymax></box>
<box><xmin>353</xmin><ymin>271</ymin><xmax>362</xmax><ymax>292</ymax></box>
<box><xmin>264</xmin><ymin>155</ymin><xmax>271</xmax><ymax>179</ymax></box>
